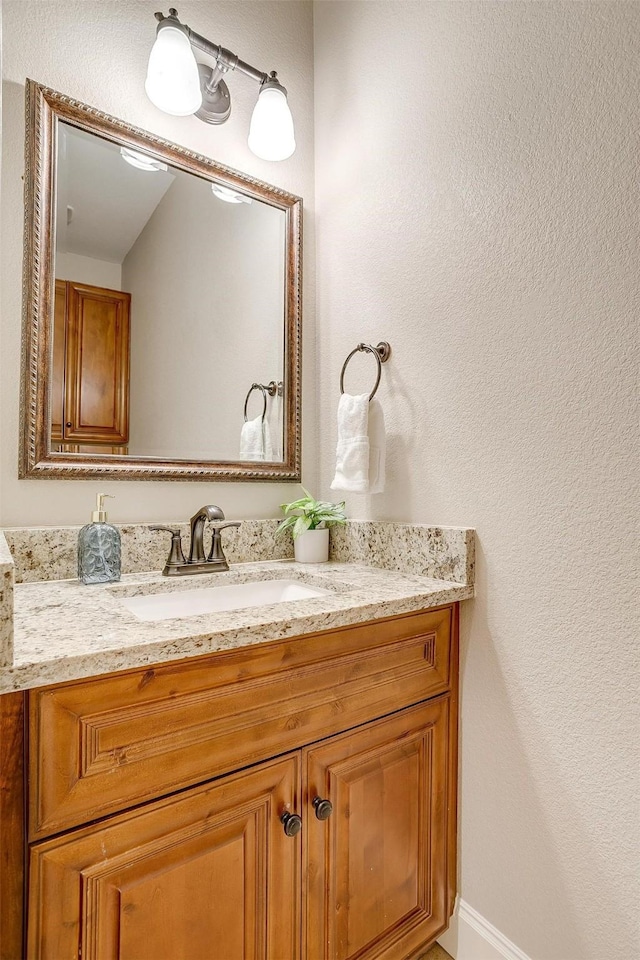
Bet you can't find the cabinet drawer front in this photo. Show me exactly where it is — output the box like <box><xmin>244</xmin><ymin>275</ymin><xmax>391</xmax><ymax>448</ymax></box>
<box><xmin>30</xmin><ymin>606</ymin><xmax>453</xmax><ymax>838</ymax></box>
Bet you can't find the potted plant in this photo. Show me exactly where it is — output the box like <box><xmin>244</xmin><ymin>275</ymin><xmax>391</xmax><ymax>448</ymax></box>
<box><xmin>277</xmin><ymin>488</ymin><xmax>347</xmax><ymax>563</ymax></box>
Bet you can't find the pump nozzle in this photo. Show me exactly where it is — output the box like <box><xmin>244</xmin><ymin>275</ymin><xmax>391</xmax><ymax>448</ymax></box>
<box><xmin>92</xmin><ymin>493</ymin><xmax>114</xmax><ymax>523</ymax></box>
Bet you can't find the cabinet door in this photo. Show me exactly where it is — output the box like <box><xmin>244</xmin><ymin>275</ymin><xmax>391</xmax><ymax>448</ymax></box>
<box><xmin>50</xmin><ymin>279</ymin><xmax>67</xmax><ymax>442</ymax></box>
<box><xmin>63</xmin><ymin>282</ymin><xmax>130</xmax><ymax>444</ymax></box>
<box><xmin>28</xmin><ymin>755</ymin><xmax>301</xmax><ymax>960</ymax></box>
<box><xmin>304</xmin><ymin>698</ymin><xmax>451</xmax><ymax>960</ymax></box>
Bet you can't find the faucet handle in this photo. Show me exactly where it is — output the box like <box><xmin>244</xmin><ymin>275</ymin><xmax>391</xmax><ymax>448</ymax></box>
<box><xmin>149</xmin><ymin>525</ymin><xmax>186</xmax><ymax>573</ymax></box>
<box><xmin>208</xmin><ymin>521</ymin><xmax>241</xmax><ymax>563</ymax></box>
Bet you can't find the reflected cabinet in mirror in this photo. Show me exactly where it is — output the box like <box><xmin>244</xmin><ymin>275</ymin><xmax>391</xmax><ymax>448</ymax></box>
<box><xmin>20</xmin><ymin>80</ymin><xmax>301</xmax><ymax>480</ymax></box>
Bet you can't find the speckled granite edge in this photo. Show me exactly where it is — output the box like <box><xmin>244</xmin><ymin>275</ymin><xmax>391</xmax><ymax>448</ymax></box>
<box><xmin>3</xmin><ymin>519</ymin><xmax>292</xmax><ymax>584</ymax></box>
<box><xmin>0</xmin><ymin>533</ymin><xmax>15</xmax><ymax>668</ymax></box>
<box><xmin>329</xmin><ymin>521</ymin><xmax>475</xmax><ymax>585</ymax></box>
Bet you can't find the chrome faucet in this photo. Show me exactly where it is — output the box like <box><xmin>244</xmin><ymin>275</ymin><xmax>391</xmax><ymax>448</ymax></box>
<box><xmin>151</xmin><ymin>505</ymin><xmax>241</xmax><ymax>576</ymax></box>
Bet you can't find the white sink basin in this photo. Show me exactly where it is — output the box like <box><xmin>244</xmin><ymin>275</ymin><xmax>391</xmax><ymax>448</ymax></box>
<box><xmin>119</xmin><ymin>578</ymin><xmax>333</xmax><ymax>622</ymax></box>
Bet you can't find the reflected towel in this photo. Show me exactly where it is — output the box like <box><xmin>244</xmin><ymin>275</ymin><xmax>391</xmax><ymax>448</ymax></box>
<box><xmin>240</xmin><ymin>416</ymin><xmax>273</xmax><ymax>461</ymax></box>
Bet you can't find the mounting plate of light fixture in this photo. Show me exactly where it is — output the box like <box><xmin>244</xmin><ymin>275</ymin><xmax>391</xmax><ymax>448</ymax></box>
<box><xmin>145</xmin><ymin>8</ymin><xmax>295</xmax><ymax>160</ymax></box>
<box><xmin>196</xmin><ymin>64</ymin><xmax>230</xmax><ymax>125</ymax></box>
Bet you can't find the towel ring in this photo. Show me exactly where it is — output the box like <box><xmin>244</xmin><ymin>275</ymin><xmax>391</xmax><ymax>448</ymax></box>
<box><xmin>340</xmin><ymin>342</ymin><xmax>391</xmax><ymax>401</ymax></box>
<box><xmin>244</xmin><ymin>383</ymin><xmax>268</xmax><ymax>422</ymax></box>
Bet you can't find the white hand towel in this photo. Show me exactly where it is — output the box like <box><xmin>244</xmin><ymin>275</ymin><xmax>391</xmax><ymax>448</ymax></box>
<box><xmin>240</xmin><ymin>416</ymin><xmax>273</xmax><ymax>461</ymax></box>
<box><xmin>261</xmin><ymin>418</ymin><xmax>273</xmax><ymax>461</ymax></box>
<box><xmin>367</xmin><ymin>398</ymin><xmax>386</xmax><ymax>494</ymax></box>
<box><xmin>331</xmin><ymin>393</ymin><xmax>371</xmax><ymax>492</ymax></box>
<box><xmin>266</xmin><ymin>395</ymin><xmax>282</xmax><ymax>460</ymax></box>
<box><xmin>330</xmin><ymin>393</ymin><xmax>387</xmax><ymax>494</ymax></box>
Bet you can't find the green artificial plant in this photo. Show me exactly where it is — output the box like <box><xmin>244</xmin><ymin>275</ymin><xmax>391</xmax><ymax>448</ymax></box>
<box><xmin>277</xmin><ymin>487</ymin><xmax>347</xmax><ymax>540</ymax></box>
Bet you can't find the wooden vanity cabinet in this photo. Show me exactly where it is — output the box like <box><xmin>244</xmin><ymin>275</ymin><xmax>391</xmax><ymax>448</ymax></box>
<box><xmin>4</xmin><ymin>604</ymin><xmax>459</xmax><ymax>960</ymax></box>
<box><xmin>51</xmin><ymin>279</ymin><xmax>131</xmax><ymax>451</ymax></box>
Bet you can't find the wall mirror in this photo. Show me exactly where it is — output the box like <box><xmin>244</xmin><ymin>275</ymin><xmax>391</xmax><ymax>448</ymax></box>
<box><xmin>20</xmin><ymin>80</ymin><xmax>302</xmax><ymax>481</ymax></box>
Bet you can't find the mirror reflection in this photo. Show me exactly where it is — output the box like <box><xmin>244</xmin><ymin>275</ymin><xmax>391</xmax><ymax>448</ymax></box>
<box><xmin>53</xmin><ymin>122</ymin><xmax>286</xmax><ymax>463</ymax></box>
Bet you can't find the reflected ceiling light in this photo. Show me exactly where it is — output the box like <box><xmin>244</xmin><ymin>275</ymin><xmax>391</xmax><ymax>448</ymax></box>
<box><xmin>211</xmin><ymin>183</ymin><xmax>252</xmax><ymax>204</ymax></box>
<box><xmin>146</xmin><ymin>8</ymin><xmax>295</xmax><ymax>161</ymax></box>
<box><xmin>120</xmin><ymin>147</ymin><xmax>168</xmax><ymax>172</ymax></box>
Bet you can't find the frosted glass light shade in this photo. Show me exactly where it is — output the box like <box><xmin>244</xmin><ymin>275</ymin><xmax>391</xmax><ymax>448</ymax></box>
<box><xmin>145</xmin><ymin>25</ymin><xmax>202</xmax><ymax>117</ymax></box>
<box><xmin>248</xmin><ymin>87</ymin><xmax>296</xmax><ymax>161</ymax></box>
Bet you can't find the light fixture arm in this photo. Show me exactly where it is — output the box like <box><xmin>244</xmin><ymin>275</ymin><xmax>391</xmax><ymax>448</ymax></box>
<box><xmin>203</xmin><ymin>62</ymin><xmax>229</xmax><ymax>96</ymax></box>
<box><xmin>189</xmin><ymin>35</ymin><xmax>268</xmax><ymax>87</ymax></box>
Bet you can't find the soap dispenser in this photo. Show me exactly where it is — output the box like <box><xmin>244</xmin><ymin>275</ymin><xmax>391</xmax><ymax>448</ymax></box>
<box><xmin>78</xmin><ymin>494</ymin><xmax>121</xmax><ymax>584</ymax></box>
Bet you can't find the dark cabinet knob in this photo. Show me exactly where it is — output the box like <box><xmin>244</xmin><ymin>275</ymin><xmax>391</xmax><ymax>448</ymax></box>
<box><xmin>313</xmin><ymin>796</ymin><xmax>333</xmax><ymax>821</ymax></box>
<box><xmin>280</xmin><ymin>811</ymin><xmax>302</xmax><ymax>837</ymax></box>
<box><xmin>65</xmin><ymin>422</ymin><xmax>72</xmax><ymax>428</ymax></box>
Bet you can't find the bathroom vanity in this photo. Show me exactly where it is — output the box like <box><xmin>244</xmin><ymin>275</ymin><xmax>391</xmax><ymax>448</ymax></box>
<box><xmin>0</xmin><ymin>525</ymin><xmax>474</xmax><ymax>959</ymax></box>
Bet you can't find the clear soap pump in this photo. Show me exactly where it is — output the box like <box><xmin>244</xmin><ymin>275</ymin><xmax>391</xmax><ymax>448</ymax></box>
<box><xmin>78</xmin><ymin>494</ymin><xmax>121</xmax><ymax>584</ymax></box>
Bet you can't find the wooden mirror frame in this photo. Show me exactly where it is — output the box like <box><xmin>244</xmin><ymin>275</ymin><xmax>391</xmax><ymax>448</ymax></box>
<box><xmin>19</xmin><ymin>80</ymin><xmax>302</xmax><ymax>481</ymax></box>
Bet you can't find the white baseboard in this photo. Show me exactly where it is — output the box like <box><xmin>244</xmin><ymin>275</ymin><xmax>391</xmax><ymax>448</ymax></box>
<box><xmin>437</xmin><ymin>899</ymin><xmax>532</xmax><ymax>960</ymax></box>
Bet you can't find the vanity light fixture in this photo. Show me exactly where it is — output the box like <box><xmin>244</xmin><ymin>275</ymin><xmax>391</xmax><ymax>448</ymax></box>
<box><xmin>146</xmin><ymin>8</ymin><xmax>296</xmax><ymax>162</ymax></box>
<box><xmin>120</xmin><ymin>147</ymin><xmax>168</xmax><ymax>172</ymax></box>
<box><xmin>211</xmin><ymin>183</ymin><xmax>252</xmax><ymax>204</ymax></box>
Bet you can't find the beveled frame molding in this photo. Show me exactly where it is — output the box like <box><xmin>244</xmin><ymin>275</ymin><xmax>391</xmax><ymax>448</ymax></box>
<box><xmin>20</xmin><ymin>79</ymin><xmax>302</xmax><ymax>481</ymax></box>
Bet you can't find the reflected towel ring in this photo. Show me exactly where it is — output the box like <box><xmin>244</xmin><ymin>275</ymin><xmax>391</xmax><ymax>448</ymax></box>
<box><xmin>340</xmin><ymin>342</ymin><xmax>392</xmax><ymax>401</ymax></box>
<box><xmin>244</xmin><ymin>383</ymin><xmax>268</xmax><ymax>422</ymax></box>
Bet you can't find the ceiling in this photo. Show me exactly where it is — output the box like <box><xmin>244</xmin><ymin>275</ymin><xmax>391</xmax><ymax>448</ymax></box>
<box><xmin>55</xmin><ymin>123</ymin><xmax>175</xmax><ymax>264</ymax></box>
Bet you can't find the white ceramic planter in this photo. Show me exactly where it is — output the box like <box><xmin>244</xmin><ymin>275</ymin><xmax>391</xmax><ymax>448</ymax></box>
<box><xmin>293</xmin><ymin>528</ymin><xmax>330</xmax><ymax>563</ymax></box>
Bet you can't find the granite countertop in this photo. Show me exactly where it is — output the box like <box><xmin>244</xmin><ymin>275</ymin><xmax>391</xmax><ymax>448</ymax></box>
<box><xmin>2</xmin><ymin>560</ymin><xmax>473</xmax><ymax>693</ymax></box>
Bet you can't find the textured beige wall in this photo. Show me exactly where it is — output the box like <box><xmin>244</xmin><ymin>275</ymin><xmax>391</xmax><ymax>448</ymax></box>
<box><xmin>0</xmin><ymin>0</ymin><xmax>315</xmax><ymax>525</ymax></box>
<box><xmin>314</xmin><ymin>3</ymin><xmax>638</xmax><ymax>959</ymax></box>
